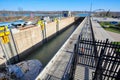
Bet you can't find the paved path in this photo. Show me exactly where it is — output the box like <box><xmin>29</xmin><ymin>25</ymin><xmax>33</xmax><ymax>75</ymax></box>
<box><xmin>106</xmin><ymin>31</ymin><xmax>120</xmax><ymax>41</ymax></box>
<box><xmin>92</xmin><ymin>17</ymin><xmax>120</xmax><ymax>22</ymax></box>
<box><xmin>91</xmin><ymin>18</ymin><xmax>115</xmax><ymax>41</ymax></box>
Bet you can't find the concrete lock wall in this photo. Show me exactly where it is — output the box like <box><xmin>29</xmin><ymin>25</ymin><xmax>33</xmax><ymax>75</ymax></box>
<box><xmin>59</xmin><ymin>17</ymin><xmax>75</xmax><ymax>30</ymax></box>
<box><xmin>36</xmin><ymin>17</ymin><xmax>86</xmax><ymax>80</ymax></box>
<box><xmin>46</xmin><ymin>21</ymin><xmax>56</xmax><ymax>38</ymax></box>
<box><xmin>46</xmin><ymin>17</ymin><xmax>75</xmax><ymax>38</ymax></box>
<box><xmin>13</xmin><ymin>17</ymin><xmax>75</xmax><ymax>55</ymax></box>
<box><xmin>13</xmin><ymin>27</ymin><xmax>43</xmax><ymax>54</ymax></box>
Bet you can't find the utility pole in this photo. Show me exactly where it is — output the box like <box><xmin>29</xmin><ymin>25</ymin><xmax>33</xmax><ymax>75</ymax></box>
<box><xmin>90</xmin><ymin>0</ymin><xmax>93</xmax><ymax>20</ymax></box>
<box><xmin>90</xmin><ymin>0</ymin><xmax>93</xmax><ymax>17</ymax></box>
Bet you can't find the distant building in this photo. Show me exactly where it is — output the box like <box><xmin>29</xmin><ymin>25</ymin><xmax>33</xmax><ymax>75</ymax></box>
<box><xmin>62</xmin><ymin>11</ymin><xmax>71</xmax><ymax>17</ymax></box>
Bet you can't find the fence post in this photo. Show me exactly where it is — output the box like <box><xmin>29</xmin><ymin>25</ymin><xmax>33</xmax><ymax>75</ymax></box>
<box><xmin>89</xmin><ymin>18</ymin><xmax>98</xmax><ymax>66</ymax></box>
<box><xmin>93</xmin><ymin>39</ymin><xmax>109</xmax><ymax>80</ymax></box>
<box><xmin>116</xmin><ymin>69</ymin><xmax>120</xmax><ymax>80</ymax></box>
<box><xmin>69</xmin><ymin>44</ymin><xmax>78</xmax><ymax>80</ymax></box>
<box><xmin>93</xmin><ymin>48</ymin><xmax>104</xmax><ymax>80</ymax></box>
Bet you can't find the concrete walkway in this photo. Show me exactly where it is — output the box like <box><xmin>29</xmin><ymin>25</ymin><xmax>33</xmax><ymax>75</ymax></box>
<box><xmin>106</xmin><ymin>31</ymin><xmax>120</xmax><ymax>41</ymax></box>
<box><xmin>74</xmin><ymin>64</ymin><xmax>95</xmax><ymax>80</ymax></box>
<box><xmin>92</xmin><ymin>17</ymin><xmax>120</xmax><ymax>22</ymax></box>
<box><xmin>74</xmin><ymin>17</ymin><xmax>96</xmax><ymax>80</ymax></box>
<box><xmin>91</xmin><ymin>18</ymin><xmax>115</xmax><ymax>41</ymax></box>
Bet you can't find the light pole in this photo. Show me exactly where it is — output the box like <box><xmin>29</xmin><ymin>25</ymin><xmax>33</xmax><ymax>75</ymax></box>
<box><xmin>90</xmin><ymin>0</ymin><xmax>93</xmax><ymax>17</ymax></box>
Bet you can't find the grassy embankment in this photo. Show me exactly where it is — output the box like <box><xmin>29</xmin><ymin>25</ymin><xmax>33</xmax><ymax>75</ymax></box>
<box><xmin>99</xmin><ymin>22</ymin><xmax>120</xmax><ymax>34</ymax></box>
<box><xmin>112</xmin><ymin>42</ymin><xmax>120</xmax><ymax>52</ymax></box>
<box><xmin>99</xmin><ymin>22</ymin><xmax>120</xmax><ymax>51</ymax></box>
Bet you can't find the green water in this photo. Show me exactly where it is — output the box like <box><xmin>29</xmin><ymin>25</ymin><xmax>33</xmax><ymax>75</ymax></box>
<box><xmin>24</xmin><ymin>23</ymin><xmax>79</xmax><ymax>67</ymax></box>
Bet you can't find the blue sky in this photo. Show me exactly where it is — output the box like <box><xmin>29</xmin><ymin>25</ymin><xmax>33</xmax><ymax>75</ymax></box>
<box><xmin>0</xmin><ymin>0</ymin><xmax>120</xmax><ymax>11</ymax></box>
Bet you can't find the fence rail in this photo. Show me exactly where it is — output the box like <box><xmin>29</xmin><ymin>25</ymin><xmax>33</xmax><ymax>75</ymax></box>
<box><xmin>73</xmin><ymin>36</ymin><xmax>120</xmax><ymax>80</ymax></box>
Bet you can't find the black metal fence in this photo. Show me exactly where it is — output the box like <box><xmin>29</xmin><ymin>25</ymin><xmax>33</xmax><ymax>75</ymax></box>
<box><xmin>73</xmin><ymin>36</ymin><xmax>120</xmax><ymax>80</ymax></box>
